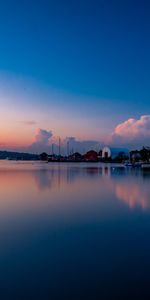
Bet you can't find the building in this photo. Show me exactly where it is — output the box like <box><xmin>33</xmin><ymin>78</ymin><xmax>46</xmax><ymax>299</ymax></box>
<box><xmin>40</xmin><ymin>152</ymin><xmax>48</xmax><ymax>161</ymax></box>
<box><xmin>102</xmin><ymin>146</ymin><xmax>129</xmax><ymax>160</ymax></box>
<box><xmin>83</xmin><ymin>150</ymin><xmax>98</xmax><ymax>161</ymax></box>
<box><xmin>69</xmin><ymin>152</ymin><xmax>82</xmax><ymax>161</ymax></box>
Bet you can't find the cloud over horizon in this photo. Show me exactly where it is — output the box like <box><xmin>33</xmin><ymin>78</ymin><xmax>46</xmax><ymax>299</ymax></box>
<box><xmin>28</xmin><ymin>129</ymin><xmax>53</xmax><ymax>153</ymax></box>
<box><xmin>111</xmin><ymin>115</ymin><xmax>150</xmax><ymax>148</ymax></box>
<box><xmin>63</xmin><ymin>137</ymin><xmax>102</xmax><ymax>154</ymax></box>
<box><xmin>27</xmin><ymin>130</ymin><xmax>102</xmax><ymax>154</ymax></box>
<box><xmin>21</xmin><ymin>115</ymin><xmax>150</xmax><ymax>153</ymax></box>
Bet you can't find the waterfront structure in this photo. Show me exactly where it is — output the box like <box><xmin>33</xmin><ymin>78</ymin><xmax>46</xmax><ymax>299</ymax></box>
<box><xmin>40</xmin><ymin>152</ymin><xmax>48</xmax><ymax>161</ymax></box>
<box><xmin>83</xmin><ymin>150</ymin><xmax>98</xmax><ymax>161</ymax></box>
<box><xmin>102</xmin><ymin>146</ymin><xmax>129</xmax><ymax>160</ymax></box>
<box><xmin>69</xmin><ymin>152</ymin><xmax>82</xmax><ymax>161</ymax></box>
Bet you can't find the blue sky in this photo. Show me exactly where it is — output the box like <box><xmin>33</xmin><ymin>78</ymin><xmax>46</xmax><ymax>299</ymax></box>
<box><xmin>0</xmin><ymin>0</ymin><xmax>150</xmax><ymax>151</ymax></box>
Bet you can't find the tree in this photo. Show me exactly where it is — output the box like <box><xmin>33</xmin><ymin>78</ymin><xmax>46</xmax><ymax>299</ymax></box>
<box><xmin>140</xmin><ymin>147</ymin><xmax>150</xmax><ymax>162</ymax></box>
<box><xmin>40</xmin><ymin>152</ymin><xmax>48</xmax><ymax>161</ymax></box>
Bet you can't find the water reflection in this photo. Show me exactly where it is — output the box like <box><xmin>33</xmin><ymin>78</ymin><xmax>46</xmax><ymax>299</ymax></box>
<box><xmin>115</xmin><ymin>181</ymin><xmax>150</xmax><ymax>209</ymax></box>
<box><xmin>0</xmin><ymin>162</ymin><xmax>150</xmax><ymax>213</ymax></box>
<box><xmin>0</xmin><ymin>162</ymin><xmax>150</xmax><ymax>299</ymax></box>
<box><xmin>31</xmin><ymin>165</ymin><xmax>150</xmax><ymax>211</ymax></box>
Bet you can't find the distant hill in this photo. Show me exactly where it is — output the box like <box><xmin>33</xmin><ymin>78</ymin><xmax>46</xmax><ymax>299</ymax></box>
<box><xmin>0</xmin><ymin>151</ymin><xmax>39</xmax><ymax>160</ymax></box>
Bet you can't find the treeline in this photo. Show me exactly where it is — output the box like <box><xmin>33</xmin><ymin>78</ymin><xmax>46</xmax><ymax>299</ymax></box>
<box><xmin>131</xmin><ymin>147</ymin><xmax>150</xmax><ymax>162</ymax></box>
<box><xmin>0</xmin><ymin>151</ymin><xmax>39</xmax><ymax>160</ymax></box>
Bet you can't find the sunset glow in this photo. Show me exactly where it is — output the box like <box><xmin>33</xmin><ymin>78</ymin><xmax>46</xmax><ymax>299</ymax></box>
<box><xmin>0</xmin><ymin>0</ymin><xmax>150</xmax><ymax>153</ymax></box>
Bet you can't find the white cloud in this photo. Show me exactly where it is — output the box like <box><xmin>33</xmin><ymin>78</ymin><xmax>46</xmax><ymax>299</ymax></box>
<box><xmin>111</xmin><ymin>115</ymin><xmax>150</xmax><ymax>148</ymax></box>
<box><xmin>26</xmin><ymin>115</ymin><xmax>150</xmax><ymax>154</ymax></box>
<box><xmin>35</xmin><ymin>129</ymin><xmax>53</xmax><ymax>143</ymax></box>
<box><xmin>63</xmin><ymin>137</ymin><xmax>102</xmax><ymax>154</ymax></box>
<box><xmin>27</xmin><ymin>130</ymin><xmax>103</xmax><ymax>154</ymax></box>
<box><xmin>28</xmin><ymin>129</ymin><xmax>53</xmax><ymax>153</ymax></box>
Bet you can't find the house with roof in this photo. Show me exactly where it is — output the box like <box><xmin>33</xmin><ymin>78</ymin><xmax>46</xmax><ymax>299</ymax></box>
<box><xmin>83</xmin><ymin>150</ymin><xmax>98</xmax><ymax>161</ymax></box>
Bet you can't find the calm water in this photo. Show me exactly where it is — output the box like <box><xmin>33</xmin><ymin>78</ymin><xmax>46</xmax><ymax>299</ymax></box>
<box><xmin>0</xmin><ymin>161</ymin><xmax>150</xmax><ymax>299</ymax></box>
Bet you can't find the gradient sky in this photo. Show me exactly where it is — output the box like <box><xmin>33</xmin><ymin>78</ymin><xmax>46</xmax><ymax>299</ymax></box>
<box><xmin>0</xmin><ymin>0</ymin><xmax>150</xmax><ymax>151</ymax></box>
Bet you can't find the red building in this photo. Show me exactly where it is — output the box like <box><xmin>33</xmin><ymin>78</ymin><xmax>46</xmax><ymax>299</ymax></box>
<box><xmin>83</xmin><ymin>150</ymin><xmax>98</xmax><ymax>161</ymax></box>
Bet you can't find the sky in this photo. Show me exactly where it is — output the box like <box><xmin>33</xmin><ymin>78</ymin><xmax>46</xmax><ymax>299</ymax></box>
<box><xmin>0</xmin><ymin>0</ymin><xmax>150</xmax><ymax>153</ymax></box>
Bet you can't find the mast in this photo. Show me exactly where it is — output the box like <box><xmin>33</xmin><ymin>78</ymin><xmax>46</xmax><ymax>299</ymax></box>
<box><xmin>52</xmin><ymin>143</ymin><xmax>54</xmax><ymax>155</ymax></box>
<box><xmin>58</xmin><ymin>137</ymin><xmax>61</xmax><ymax>156</ymax></box>
<box><xmin>67</xmin><ymin>141</ymin><xmax>70</xmax><ymax>156</ymax></box>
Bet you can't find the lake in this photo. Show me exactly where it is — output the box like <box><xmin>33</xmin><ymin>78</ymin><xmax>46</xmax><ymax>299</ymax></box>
<box><xmin>0</xmin><ymin>161</ymin><xmax>150</xmax><ymax>299</ymax></box>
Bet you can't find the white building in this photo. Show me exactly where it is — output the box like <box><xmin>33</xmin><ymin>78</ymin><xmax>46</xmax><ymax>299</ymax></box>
<box><xmin>102</xmin><ymin>146</ymin><xmax>129</xmax><ymax>160</ymax></box>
